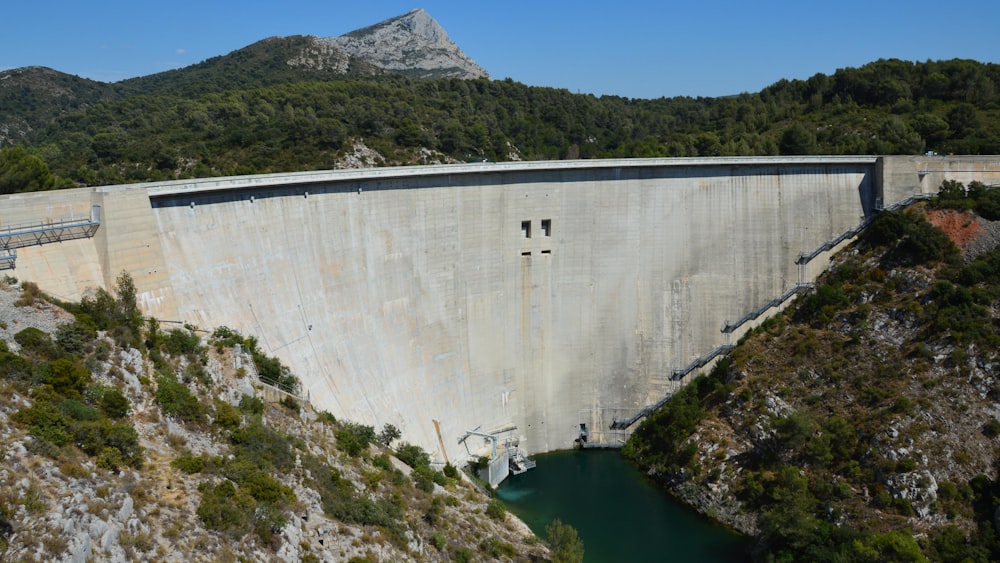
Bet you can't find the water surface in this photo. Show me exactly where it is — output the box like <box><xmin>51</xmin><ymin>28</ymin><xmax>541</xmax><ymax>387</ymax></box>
<box><xmin>497</xmin><ymin>449</ymin><xmax>750</xmax><ymax>562</ymax></box>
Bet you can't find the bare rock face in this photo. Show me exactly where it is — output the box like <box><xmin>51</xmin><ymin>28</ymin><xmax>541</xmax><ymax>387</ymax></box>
<box><xmin>284</xmin><ymin>38</ymin><xmax>351</xmax><ymax>73</ymax></box>
<box><xmin>324</xmin><ymin>8</ymin><xmax>488</xmax><ymax>79</ymax></box>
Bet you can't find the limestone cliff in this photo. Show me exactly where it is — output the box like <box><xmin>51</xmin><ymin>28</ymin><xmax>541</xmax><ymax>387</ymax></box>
<box><xmin>325</xmin><ymin>9</ymin><xmax>488</xmax><ymax>79</ymax></box>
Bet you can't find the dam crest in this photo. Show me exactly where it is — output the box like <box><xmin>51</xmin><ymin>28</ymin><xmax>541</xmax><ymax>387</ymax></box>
<box><xmin>3</xmin><ymin>155</ymin><xmax>999</xmax><ymax>469</ymax></box>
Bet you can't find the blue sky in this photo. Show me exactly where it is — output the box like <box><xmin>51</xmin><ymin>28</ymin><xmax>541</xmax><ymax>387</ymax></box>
<box><xmin>2</xmin><ymin>1</ymin><xmax>998</xmax><ymax>99</ymax></box>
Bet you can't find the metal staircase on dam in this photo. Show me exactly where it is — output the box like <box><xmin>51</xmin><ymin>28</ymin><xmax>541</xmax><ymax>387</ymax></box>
<box><xmin>582</xmin><ymin>206</ymin><xmax>922</xmax><ymax>447</ymax></box>
<box><xmin>596</xmin><ymin>343</ymin><xmax>737</xmax><ymax>435</ymax></box>
<box><xmin>0</xmin><ymin>206</ymin><xmax>102</xmax><ymax>271</ymax></box>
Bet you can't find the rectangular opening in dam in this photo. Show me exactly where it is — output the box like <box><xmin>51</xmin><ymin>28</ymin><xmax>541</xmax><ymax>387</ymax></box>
<box><xmin>541</xmin><ymin>219</ymin><xmax>551</xmax><ymax>237</ymax></box>
<box><xmin>521</xmin><ymin>251</ymin><xmax>531</xmax><ymax>257</ymax></box>
<box><xmin>541</xmin><ymin>250</ymin><xmax>551</xmax><ymax>255</ymax></box>
<box><xmin>521</xmin><ymin>220</ymin><xmax>531</xmax><ymax>238</ymax></box>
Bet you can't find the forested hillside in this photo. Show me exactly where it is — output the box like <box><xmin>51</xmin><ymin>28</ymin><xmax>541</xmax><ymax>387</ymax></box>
<box><xmin>1</xmin><ymin>58</ymin><xmax>998</xmax><ymax>190</ymax></box>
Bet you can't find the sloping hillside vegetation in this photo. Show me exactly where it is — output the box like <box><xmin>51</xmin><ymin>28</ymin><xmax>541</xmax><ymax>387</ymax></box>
<box><xmin>0</xmin><ymin>274</ymin><xmax>552</xmax><ymax>562</ymax></box>
<box><xmin>0</xmin><ymin>58</ymin><xmax>998</xmax><ymax>190</ymax></box>
<box><xmin>625</xmin><ymin>182</ymin><xmax>1000</xmax><ymax>562</ymax></box>
<box><xmin>0</xmin><ymin>67</ymin><xmax>116</xmax><ymax>146</ymax></box>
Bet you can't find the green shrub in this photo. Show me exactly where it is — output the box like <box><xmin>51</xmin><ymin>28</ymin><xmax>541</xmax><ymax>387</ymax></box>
<box><xmin>96</xmin><ymin>446</ymin><xmax>125</xmax><ymax>470</ymax></box>
<box><xmin>546</xmin><ymin>518</ymin><xmax>585</xmax><ymax>563</ymax></box>
<box><xmin>431</xmin><ymin>531</ymin><xmax>446</xmax><ymax>550</ymax></box>
<box><xmin>937</xmin><ymin>481</ymin><xmax>959</xmax><ymax>500</ymax></box>
<box><xmin>209</xmin><ymin>326</ymin><xmax>244</xmax><ymax>349</ymax></box>
<box><xmin>896</xmin><ymin>457</ymin><xmax>917</xmax><ymax>473</ymax></box>
<box><xmin>485</xmin><ymin>499</ymin><xmax>506</xmax><ymax>521</ymax></box>
<box><xmin>55</xmin><ymin>319</ymin><xmax>97</xmax><ymax>355</ymax></box>
<box><xmin>336</xmin><ymin>422</ymin><xmax>375</xmax><ymax>457</ymax></box>
<box><xmin>395</xmin><ymin>442</ymin><xmax>430</xmax><ymax>469</ymax></box>
<box><xmin>975</xmin><ymin>188</ymin><xmax>1000</xmax><ymax>220</ymax></box>
<box><xmin>196</xmin><ymin>480</ymin><xmax>255</xmax><ymax>538</ymax></box>
<box><xmin>78</xmin><ymin>288</ymin><xmax>118</xmax><ymax>330</ymax></box>
<box><xmin>238</xmin><ymin>394</ymin><xmax>265</xmax><ymax>415</ymax></box>
<box><xmin>890</xmin><ymin>396</ymin><xmax>914</xmax><ymax>415</ymax></box>
<box><xmin>849</xmin><ymin>530</ymin><xmax>924</xmax><ymax>562</ymax></box>
<box><xmin>85</xmin><ymin>421</ymin><xmax>144</xmax><ymax>468</ymax></box>
<box><xmin>0</xmin><ymin>350</ymin><xmax>35</xmax><ymax>392</ymax></box>
<box><xmin>59</xmin><ymin>399</ymin><xmax>99</xmax><ymax>421</ymax></box>
<box><xmin>14</xmin><ymin>327</ymin><xmax>57</xmax><ymax>359</ymax></box>
<box><xmin>212</xmin><ymin>399</ymin><xmax>241</xmax><ymax>431</ymax></box>
<box><xmin>984</xmin><ymin>418</ymin><xmax>1000</xmax><ymax>438</ymax></box>
<box><xmin>372</xmin><ymin>454</ymin><xmax>392</xmax><ymax>471</ymax></box>
<box><xmin>229</xmin><ymin>420</ymin><xmax>295</xmax><ymax>471</ymax></box>
<box><xmin>99</xmin><ymin>387</ymin><xmax>131</xmax><ymax>419</ymax></box>
<box><xmin>425</xmin><ymin>496</ymin><xmax>444</xmax><ymax>525</ymax></box>
<box><xmin>479</xmin><ymin>537</ymin><xmax>516</xmax><ymax>558</ymax></box>
<box><xmin>172</xmin><ymin>452</ymin><xmax>207</xmax><ymax>474</ymax></box>
<box><xmin>412</xmin><ymin>465</ymin><xmax>435</xmax><ymax>493</ymax></box>
<box><xmin>443</xmin><ymin>462</ymin><xmax>459</xmax><ymax>479</ymax></box>
<box><xmin>13</xmin><ymin>402</ymin><xmax>71</xmax><ymax>447</ymax></box>
<box><xmin>43</xmin><ymin>358</ymin><xmax>92</xmax><ymax>398</ymax></box>
<box><xmin>164</xmin><ymin>328</ymin><xmax>201</xmax><ymax>356</ymax></box>
<box><xmin>378</xmin><ymin>423</ymin><xmax>401</xmax><ymax>446</ymax></box>
<box><xmin>237</xmin><ymin>468</ymin><xmax>295</xmax><ymax>505</ymax></box>
<box><xmin>154</xmin><ymin>374</ymin><xmax>205</xmax><ymax>424</ymax></box>
<box><xmin>301</xmin><ymin>453</ymin><xmax>402</xmax><ymax>534</ymax></box>
<box><xmin>182</xmin><ymin>362</ymin><xmax>212</xmax><ymax>387</ymax></box>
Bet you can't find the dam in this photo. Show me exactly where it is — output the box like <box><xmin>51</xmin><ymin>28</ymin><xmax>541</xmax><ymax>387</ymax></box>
<box><xmin>3</xmin><ymin>155</ymin><xmax>999</xmax><ymax>471</ymax></box>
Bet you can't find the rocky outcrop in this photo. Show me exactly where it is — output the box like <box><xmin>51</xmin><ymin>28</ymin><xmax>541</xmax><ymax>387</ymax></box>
<box><xmin>285</xmin><ymin>38</ymin><xmax>351</xmax><ymax>73</ymax></box>
<box><xmin>325</xmin><ymin>9</ymin><xmax>488</xmax><ymax>79</ymax></box>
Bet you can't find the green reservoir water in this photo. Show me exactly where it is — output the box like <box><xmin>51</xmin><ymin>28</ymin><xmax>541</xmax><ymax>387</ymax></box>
<box><xmin>496</xmin><ymin>449</ymin><xmax>750</xmax><ymax>563</ymax></box>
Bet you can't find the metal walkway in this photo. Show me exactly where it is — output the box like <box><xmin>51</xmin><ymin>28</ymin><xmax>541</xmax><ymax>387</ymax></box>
<box><xmin>0</xmin><ymin>205</ymin><xmax>102</xmax><ymax>270</ymax></box>
<box><xmin>603</xmin><ymin>343</ymin><xmax>736</xmax><ymax>433</ymax></box>
<box><xmin>585</xmin><ymin>190</ymin><xmax>975</xmax><ymax>447</ymax></box>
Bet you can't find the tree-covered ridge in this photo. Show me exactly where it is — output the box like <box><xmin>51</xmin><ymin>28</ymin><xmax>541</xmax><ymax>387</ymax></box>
<box><xmin>0</xmin><ymin>58</ymin><xmax>998</xmax><ymax>189</ymax></box>
<box><xmin>0</xmin><ymin>66</ymin><xmax>116</xmax><ymax>146</ymax></box>
<box><xmin>112</xmin><ymin>36</ymin><xmax>383</xmax><ymax>99</ymax></box>
<box><xmin>625</xmin><ymin>183</ymin><xmax>1000</xmax><ymax>562</ymax></box>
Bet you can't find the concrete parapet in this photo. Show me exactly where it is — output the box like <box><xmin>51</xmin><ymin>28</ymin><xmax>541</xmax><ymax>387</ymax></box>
<box><xmin>254</xmin><ymin>380</ymin><xmax>310</xmax><ymax>409</ymax></box>
<box><xmin>878</xmin><ymin>155</ymin><xmax>1000</xmax><ymax>205</ymax></box>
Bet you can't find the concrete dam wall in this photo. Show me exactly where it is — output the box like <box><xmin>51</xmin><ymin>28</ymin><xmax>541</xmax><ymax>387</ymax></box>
<box><xmin>5</xmin><ymin>156</ymin><xmax>1000</xmax><ymax>463</ymax></box>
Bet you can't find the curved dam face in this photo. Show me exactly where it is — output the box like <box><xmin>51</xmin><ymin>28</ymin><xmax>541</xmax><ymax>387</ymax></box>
<box><xmin>7</xmin><ymin>156</ymin><xmax>995</xmax><ymax>463</ymax></box>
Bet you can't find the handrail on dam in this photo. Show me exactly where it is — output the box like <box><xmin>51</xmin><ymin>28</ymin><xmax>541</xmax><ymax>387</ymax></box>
<box><xmin>607</xmin><ymin>343</ymin><xmax>737</xmax><ymax>432</ymax></box>
<box><xmin>795</xmin><ymin>192</ymin><xmax>938</xmax><ymax>268</ymax></box>
<box><xmin>670</xmin><ymin>344</ymin><xmax>735</xmax><ymax>382</ymax></box>
<box><xmin>722</xmin><ymin>285</ymin><xmax>811</xmax><ymax>335</ymax></box>
<box><xmin>0</xmin><ymin>206</ymin><xmax>102</xmax><ymax>270</ymax></box>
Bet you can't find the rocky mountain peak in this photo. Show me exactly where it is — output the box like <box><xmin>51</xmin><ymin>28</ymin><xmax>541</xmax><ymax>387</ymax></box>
<box><xmin>324</xmin><ymin>8</ymin><xmax>488</xmax><ymax>80</ymax></box>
